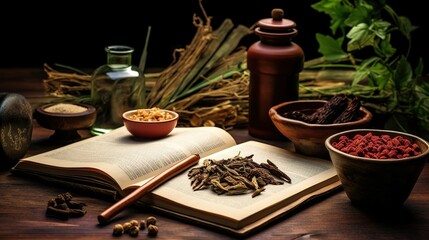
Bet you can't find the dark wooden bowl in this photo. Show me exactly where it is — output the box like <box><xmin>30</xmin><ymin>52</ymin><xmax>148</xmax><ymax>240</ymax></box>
<box><xmin>35</xmin><ymin>103</ymin><xmax>96</xmax><ymax>142</ymax></box>
<box><xmin>326</xmin><ymin>129</ymin><xmax>429</xmax><ymax>207</ymax></box>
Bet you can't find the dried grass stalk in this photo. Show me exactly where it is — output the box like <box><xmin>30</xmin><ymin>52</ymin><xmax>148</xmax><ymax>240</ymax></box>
<box><xmin>172</xmin><ymin>71</ymin><xmax>249</xmax><ymax>130</ymax></box>
<box><xmin>43</xmin><ymin>64</ymin><xmax>91</xmax><ymax>97</ymax></box>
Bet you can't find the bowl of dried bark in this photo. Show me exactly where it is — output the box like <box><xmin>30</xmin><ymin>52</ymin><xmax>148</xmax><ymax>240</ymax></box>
<box><xmin>325</xmin><ymin>129</ymin><xmax>429</xmax><ymax>208</ymax></box>
<box><xmin>269</xmin><ymin>95</ymin><xmax>373</xmax><ymax>158</ymax></box>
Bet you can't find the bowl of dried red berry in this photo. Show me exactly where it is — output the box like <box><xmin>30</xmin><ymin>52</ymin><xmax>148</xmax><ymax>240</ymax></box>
<box><xmin>269</xmin><ymin>94</ymin><xmax>373</xmax><ymax>158</ymax></box>
<box><xmin>325</xmin><ymin>129</ymin><xmax>429</xmax><ymax>208</ymax></box>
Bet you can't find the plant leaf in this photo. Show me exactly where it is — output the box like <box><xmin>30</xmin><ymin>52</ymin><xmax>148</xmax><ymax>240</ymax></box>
<box><xmin>346</xmin><ymin>23</ymin><xmax>375</xmax><ymax>51</ymax></box>
<box><xmin>374</xmin><ymin>34</ymin><xmax>396</xmax><ymax>59</ymax></box>
<box><xmin>414</xmin><ymin>58</ymin><xmax>424</xmax><ymax>77</ymax></box>
<box><xmin>315</xmin><ymin>33</ymin><xmax>348</xmax><ymax>61</ymax></box>
<box><xmin>393</xmin><ymin>56</ymin><xmax>413</xmax><ymax>97</ymax></box>
<box><xmin>369</xmin><ymin>20</ymin><xmax>391</xmax><ymax>39</ymax></box>
<box><xmin>396</xmin><ymin>16</ymin><xmax>416</xmax><ymax>40</ymax></box>
<box><xmin>344</xmin><ymin>4</ymin><xmax>372</xmax><ymax>27</ymax></box>
<box><xmin>367</xmin><ymin>61</ymin><xmax>392</xmax><ymax>89</ymax></box>
<box><xmin>414</xmin><ymin>84</ymin><xmax>429</xmax><ymax>125</ymax></box>
<box><xmin>311</xmin><ymin>0</ymin><xmax>352</xmax><ymax>34</ymax></box>
<box><xmin>353</xmin><ymin>56</ymin><xmax>392</xmax><ymax>90</ymax></box>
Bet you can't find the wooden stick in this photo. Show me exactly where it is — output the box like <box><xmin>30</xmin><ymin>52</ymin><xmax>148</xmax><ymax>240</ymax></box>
<box><xmin>97</xmin><ymin>154</ymin><xmax>201</xmax><ymax>225</ymax></box>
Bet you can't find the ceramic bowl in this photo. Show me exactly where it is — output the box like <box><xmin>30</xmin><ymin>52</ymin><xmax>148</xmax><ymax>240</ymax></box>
<box><xmin>35</xmin><ymin>102</ymin><xmax>96</xmax><ymax>141</ymax></box>
<box><xmin>269</xmin><ymin>100</ymin><xmax>373</xmax><ymax>158</ymax></box>
<box><xmin>325</xmin><ymin>129</ymin><xmax>429</xmax><ymax>207</ymax></box>
<box><xmin>122</xmin><ymin>108</ymin><xmax>179</xmax><ymax>139</ymax></box>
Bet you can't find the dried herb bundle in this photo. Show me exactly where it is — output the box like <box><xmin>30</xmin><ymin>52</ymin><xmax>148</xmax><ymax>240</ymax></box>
<box><xmin>41</xmin><ymin>0</ymin><xmax>250</xmax><ymax>130</ymax></box>
<box><xmin>43</xmin><ymin>64</ymin><xmax>92</xmax><ymax>98</ymax></box>
<box><xmin>171</xmin><ymin>68</ymin><xmax>249</xmax><ymax>130</ymax></box>
<box><xmin>188</xmin><ymin>153</ymin><xmax>291</xmax><ymax>198</ymax></box>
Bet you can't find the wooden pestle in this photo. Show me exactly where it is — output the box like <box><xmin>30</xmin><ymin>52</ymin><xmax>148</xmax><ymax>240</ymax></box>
<box><xmin>97</xmin><ymin>153</ymin><xmax>200</xmax><ymax>225</ymax></box>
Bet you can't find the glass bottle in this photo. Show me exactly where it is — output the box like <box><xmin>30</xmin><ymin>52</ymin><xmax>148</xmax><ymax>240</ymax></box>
<box><xmin>247</xmin><ymin>8</ymin><xmax>304</xmax><ymax>140</ymax></box>
<box><xmin>90</xmin><ymin>45</ymin><xmax>145</xmax><ymax>135</ymax></box>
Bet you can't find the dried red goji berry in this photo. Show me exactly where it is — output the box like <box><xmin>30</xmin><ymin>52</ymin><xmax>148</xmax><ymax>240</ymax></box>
<box><xmin>331</xmin><ymin>132</ymin><xmax>422</xmax><ymax>159</ymax></box>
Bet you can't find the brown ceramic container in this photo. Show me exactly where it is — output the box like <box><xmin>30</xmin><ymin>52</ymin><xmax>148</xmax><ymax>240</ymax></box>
<box><xmin>247</xmin><ymin>9</ymin><xmax>304</xmax><ymax>140</ymax></box>
<box><xmin>325</xmin><ymin>129</ymin><xmax>429</xmax><ymax>207</ymax></box>
<box><xmin>122</xmin><ymin>109</ymin><xmax>179</xmax><ymax>139</ymax></box>
<box><xmin>269</xmin><ymin>100</ymin><xmax>373</xmax><ymax>158</ymax></box>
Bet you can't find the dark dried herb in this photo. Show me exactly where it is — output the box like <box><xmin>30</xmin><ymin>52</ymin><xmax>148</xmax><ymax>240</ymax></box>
<box><xmin>333</xmin><ymin>96</ymin><xmax>361</xmax><ymax>123</ymax></box>
<box><xmin>283</xmin><ymin>110</ymin><xmax>312</xmax><ymax>122</ymax></box>
<box><xmin>261</xmin><ymin>159</ymin><xmax>291</xmax><ymax>183</ymax></box>
<box><xmin>188</xmin><ymin>153</ymin><xmax>291</xmax><ymax>197</ymax></box>
<box><xmin>311</xmin><ymin>94</ymin><xmax>349</xmax><ymax>124</ymax></box>
<box><xmin>283</xmin><ymin>94</ymin><xmax>361</xmax><ymax>124</ymax></box>
<box><xmin>46</xmin><ymin>192</ymin><xmax>87</xmax><ymax>220</ymax></box>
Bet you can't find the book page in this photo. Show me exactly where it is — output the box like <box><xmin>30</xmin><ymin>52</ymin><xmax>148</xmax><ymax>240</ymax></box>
<box><xmin>13</xmin><ymin>126</ymin><xmax>236</xmax><ymax>191</ymax></box>
<box><xmin>142</xmin><ymin>140</ymin><xmax>338</xmax><ymax>229</ymax></box>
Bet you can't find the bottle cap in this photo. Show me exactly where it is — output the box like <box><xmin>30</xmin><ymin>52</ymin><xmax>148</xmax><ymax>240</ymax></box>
<box><xmin>255</xmin><ymin>8</ymin><xmax>298</xmax><ymax>38</ymax></box>
<box><xmin>257</xmin><ymin>9</ymin><xmax>296</xmax><ymax>31</ymax></box>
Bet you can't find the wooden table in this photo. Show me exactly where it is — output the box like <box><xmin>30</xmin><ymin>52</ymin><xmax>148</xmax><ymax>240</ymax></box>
<box><xmin>1</xmin><ymin>68</ymin><xmax>429</xmax><ymax>239</ymax></box>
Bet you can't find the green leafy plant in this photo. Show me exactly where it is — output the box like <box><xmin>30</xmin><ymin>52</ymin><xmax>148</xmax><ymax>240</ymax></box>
<box><xmin>310</xmin><ymin>0</ymin><xmax>429</xmax><ymax>139</ymax></box>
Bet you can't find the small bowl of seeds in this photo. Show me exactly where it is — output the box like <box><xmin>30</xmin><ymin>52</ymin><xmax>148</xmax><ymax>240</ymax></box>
<box><xmin>35</xmin><ymin>102</ymin><xmax>96</xmax><ymax>141</ymax></box>
<box><xmin>122</xmin><ymin>107</ymin><xmax>179</xmax><ymax>139</ymax></box>
<box><xmin>325</xmin><ymin>128</ymin><xmax>429</xmax><ymax>208</ymax></box>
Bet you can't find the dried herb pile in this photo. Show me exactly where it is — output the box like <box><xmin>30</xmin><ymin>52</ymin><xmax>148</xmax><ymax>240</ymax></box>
<box><xmin>284</xmin><ymin>94</ymin><xmax>362</xmax><ymax>124</ymax></box>
<box><xmin>188</xmin><ymin>154</ymin><xmax>291</xmax><ymax>198</ymax></box>
<box><xmin>46</xmin><ymin>192</ymin><xmax>87</xmax><ymax>220</ymax></box>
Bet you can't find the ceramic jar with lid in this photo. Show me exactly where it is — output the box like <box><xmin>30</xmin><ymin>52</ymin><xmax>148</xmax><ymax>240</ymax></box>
<box><xmin>247</xmin><ymin>9</ymin><xmax>304</xmax><ymax>140</ymax></box>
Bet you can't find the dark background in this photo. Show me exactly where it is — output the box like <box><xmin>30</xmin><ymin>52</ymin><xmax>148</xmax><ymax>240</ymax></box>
<box><xmin>1</xmin><ymin>0</ymin><xmax>427</xmax><ymax>74</ymax></box>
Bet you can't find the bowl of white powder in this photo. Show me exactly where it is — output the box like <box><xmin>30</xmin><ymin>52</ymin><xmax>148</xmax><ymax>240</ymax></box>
<box><xmin>35</xmin><ymin>102</ymin><xmax>96</xmax><ymax>141</ymax></box>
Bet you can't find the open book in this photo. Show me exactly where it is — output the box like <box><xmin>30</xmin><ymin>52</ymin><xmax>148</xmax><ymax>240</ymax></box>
<box><xmin>12</xmin><ymin>126</ymin><xmax>340</xmax><ymax>236</ymax></box>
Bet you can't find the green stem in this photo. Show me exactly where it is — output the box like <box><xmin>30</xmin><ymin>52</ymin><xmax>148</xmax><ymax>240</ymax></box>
<box><xmin>304</xmin><ymin>64</ymin><xmax>358</xmax><ymax>69</ymax></box>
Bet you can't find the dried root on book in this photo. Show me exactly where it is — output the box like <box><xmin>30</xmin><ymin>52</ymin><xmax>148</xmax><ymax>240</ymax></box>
<box><xmin>188</xmin><ymin>153</ymin><xmax>291</xmax><ymax>198</ymax></box>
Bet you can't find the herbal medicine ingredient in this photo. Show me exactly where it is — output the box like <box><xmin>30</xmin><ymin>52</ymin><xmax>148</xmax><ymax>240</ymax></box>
<box><xmin>332</xmin><ymin>132</ymin><xmax>422</xmax><ymax>159</ymax></box>
<box><xmin>128</xmin><ymin>107</ymin><xmax>174</xmax><ymax>122</ymax></box>
<box><xmin>44</xmin><ymin>103</ymin><xmax>87</xmax><ymax>114</ymax></box>
<box><xmin>112</xmin><ymin>217</ymin><xmax>159</xmax><ymax>237</ymax></box>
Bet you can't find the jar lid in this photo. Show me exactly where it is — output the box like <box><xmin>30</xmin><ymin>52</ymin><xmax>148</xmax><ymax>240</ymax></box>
<box><xmin>257</xmin><ymin>8</ymin><xmax>296</xmax><ymax>31</ymax></box>
<box><xmin>0</xmin><ymin>93</ymin><xmax>33</xmax><ymax>169</ymax></box>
